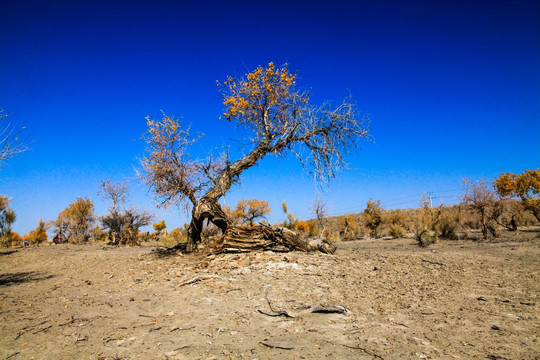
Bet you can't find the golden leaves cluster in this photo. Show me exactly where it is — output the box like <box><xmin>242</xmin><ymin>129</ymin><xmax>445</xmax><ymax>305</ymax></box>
<box><xmin>57</xmin><ymin>197</ymin><xmax>95</xmax><ymax>225</ymax></box>
<box><xmin>493</xmin><ymin>169</ymin><xmax>540</xmax><ymax>200</ymax></box>
<box><xmin>219</xmin><ymin>62</ymin><xmax>305</xmax><ymax>137</ymax></box>
<box><xmin>493</xmin><ymin>169</ymin><xmax>540</xmax><ymax>221</ymax></box>
<box><xmin>296</xmin><ymin>220</ymin><xmax>315</xmax><ymax>234</ymax></box>
<box><xmin>228</xmin><ymin>198</ymin><xmax>271</xmax><ymax>225</ymax></box>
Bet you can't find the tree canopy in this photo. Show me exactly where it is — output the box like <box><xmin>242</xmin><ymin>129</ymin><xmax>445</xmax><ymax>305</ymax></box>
<box><xmin>231</xmin><ymin>198</ymin><xmax>271</xmax><ymax>226</ymax></box>
<box><xmin>493</xmin><ymin>169</ymin><xmax>540</xmax><ymax>221</ymax></box>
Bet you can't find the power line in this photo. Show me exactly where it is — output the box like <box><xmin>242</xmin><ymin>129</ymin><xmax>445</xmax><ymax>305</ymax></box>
<box><xmin>263</xmin><ymin>188</ymin><xmax>464</xmax><ymax>223</ymax></box>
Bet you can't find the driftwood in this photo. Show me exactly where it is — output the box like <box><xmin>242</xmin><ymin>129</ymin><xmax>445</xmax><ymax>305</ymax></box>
<box><xmin>177</xmin><ymin>275</ymin><xmax>223</xmax><ymax>287</ymax></box>
<box><xmin>209</xmin><ymin>225</ymin><xmax>336</xmax><ymax>254</ymax></box>
<box><xmin>152</xmin><ymin>242</ymin><xmax>187</xmax><ymax>257</ymax></box>
<box><xmin>258</xmin><ymin>304</ymin><xmax>350</xmax><ymax>318</ymax></box>
<box><xmin>422</xmin><ymin>259</ymin><xmax>447</xmax><ymax>266</ymax></box>
<box><xmin>258</xmin><ymin>287</ymin><xmax>350</xmax><ymax>318</ymax></box>
<box><xmin>260</xmin><ymin>339</ymin><xmax>294</xmax><ymax>350</ymax></box>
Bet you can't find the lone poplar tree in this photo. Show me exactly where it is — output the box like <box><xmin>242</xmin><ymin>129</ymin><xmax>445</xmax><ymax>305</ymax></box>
<box><xmin>141</xmin><ymin>62</ymin><xmax>370</xmax><ymax>252</ymax></box>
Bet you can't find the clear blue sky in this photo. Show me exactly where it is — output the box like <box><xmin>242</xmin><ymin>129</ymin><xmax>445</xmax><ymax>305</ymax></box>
<box><xmin>1</xmin><ymin>0</ymin><xmax>539</xmax><ymax>235</ymax></box>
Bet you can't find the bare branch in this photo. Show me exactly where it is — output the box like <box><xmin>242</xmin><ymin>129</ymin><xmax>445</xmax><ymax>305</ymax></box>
<box><xmin>140</xmin><ymin>115</ymin><xmax>206</xmax><ymax>208</ymax></box>
<box><xmin>0</xmin><ymin>110</ymin><xmax>29</xmax><ymax>170</ymax></box>
<box><xmin>98</xmin><ymin>180</ymin><xmax>130</xmax><ymax>212</ymax></box>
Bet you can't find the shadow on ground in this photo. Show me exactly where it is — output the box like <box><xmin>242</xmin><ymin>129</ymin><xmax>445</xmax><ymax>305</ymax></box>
<box><xmin>0</xmin><ymin>250</ymin><xmax>19</xmax><ymax>256</ymax></box>
<box><xmin>0</xmin><ymin>272</ymin><xmax>54</xmax><ymax>286</ymax></box>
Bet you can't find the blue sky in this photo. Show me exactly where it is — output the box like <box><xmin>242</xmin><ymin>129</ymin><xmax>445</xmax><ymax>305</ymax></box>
<box><xmin>1</xmin><ymin>0</ymin><xmax>539</xmax><ymax>235</ymax></box>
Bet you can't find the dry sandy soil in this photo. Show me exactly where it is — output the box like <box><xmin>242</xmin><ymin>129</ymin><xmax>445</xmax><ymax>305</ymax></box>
<box><xmin>1</xmin><ymin>231</ymin><xmax>539</xmax><ymax>360</ymax></box>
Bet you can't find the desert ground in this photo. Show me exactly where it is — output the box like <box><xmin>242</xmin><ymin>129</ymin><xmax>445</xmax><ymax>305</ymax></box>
<box><xmin>1</xmin><ymin>231</ymin><xmax>539</xmax><ymax>360</ymax></box>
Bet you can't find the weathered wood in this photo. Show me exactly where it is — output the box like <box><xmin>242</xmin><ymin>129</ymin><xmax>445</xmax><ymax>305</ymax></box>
<box><xmin>187</xmin><ymin>200</ymin><xmax>230</xmax><ymax>252</ymax></box>
<box><xmin>208</xmin><ymin>225</ymin><xmax>336</xmax><ymax>254</ymax></box>
<box><xmin>259</xmin><ymin>286</ymin><xmax>349</xmax><ymax>318</ymax></box>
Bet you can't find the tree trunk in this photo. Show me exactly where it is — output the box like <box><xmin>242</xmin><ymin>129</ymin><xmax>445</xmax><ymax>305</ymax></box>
<box><xmin>481</xmin><ymin>212</ymin><xmax>488</xmax><ymax>240</ymax></box>
<box><xmin>186</xmin><ymin>199</ymin><xmax>230</xmax><ymax>252</ymax></box>
<box><xmin>208</xmin><ymin>224</ymin><xmax>336</xmax><ymax>254</ymax></box>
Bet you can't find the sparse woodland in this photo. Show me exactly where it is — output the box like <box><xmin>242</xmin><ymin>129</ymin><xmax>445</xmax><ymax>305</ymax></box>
<box><xmin>1</xmin><ymin>170</ymin><xmax>539</xmax><ymax>249</ymax></box>
<box><xmin>0</xmin><ymin>67</ymin><xmax>539</xmax><ymax>251</ymax></box>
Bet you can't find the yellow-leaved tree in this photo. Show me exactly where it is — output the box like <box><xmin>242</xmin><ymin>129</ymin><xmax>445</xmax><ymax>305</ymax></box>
<box><xmin>153</xmin><ymin>220</ymin><xmax>167</xmax><ymax>235</ymax></box>
<box><xmin>54</xmin><ymin>197</ymin><xmax>95</xmax><ymax>244</ymax></box>
<box><xmin>493</xmin><ymin>169</ymin><xmax>540</xmax><ymax>222</ymax></box>
<box><xmin>0</xmin><ymin>195</ymin><xmax>17</xmax><ymax>246</ymax></box>
<box><xmin>232</xmin><ymin>199</ymin><xmax>271</xmax><ymax>226</ymax></box>
<box><xmin>364</xmin><ymin>199</ymin><xmax>382</xmax><ymax>238</ymax></box>
<box><xmin>27</xmin><ymin>219</ymin><xmax>50</xmax><ymax>246</ymax></box>
<box><xmin>141</xmin><ymin>62</ymin><xmax>370</xmax><ymax>252</ymax></box>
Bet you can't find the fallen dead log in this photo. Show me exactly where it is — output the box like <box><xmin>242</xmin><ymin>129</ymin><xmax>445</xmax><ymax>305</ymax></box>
<box><xmin>258</xmin><ymin>305</ymin><xmax>350</xmax><ymax>318</ymax></box>
<box><xmin>152</xmin><ymin>242</ymin><xmax>187</xmax><ymax>257</ymax></box>
<box><xmin>421</xmin><ymin>259</ymin><xmax>447</xmax><ymax>266</ymax></box>
<box><xmin>177</xmin><ymin>275</ymin><xmax>223</xmax><ymax>287</ymax></box>
<box><xmin>209</xmin><ymin>225</ymin><xmax>336</xmax><ymax>254</ymax></box>
<box><xmin>258</xmin><ymin>287</ymin><xmax>350</xmax><ymax>318</ymax></box>
<box><xmin>325</xmin><ymin>340</ymin><xmax>385</xmax><ymax>359</ymax></box>
<box><xmin>260</xmin><ymin>339</ymin><xmax>294</xmax><ymax>350</ymax></box>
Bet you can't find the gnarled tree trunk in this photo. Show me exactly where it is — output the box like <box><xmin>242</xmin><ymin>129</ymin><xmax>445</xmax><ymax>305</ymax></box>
<box><xmin>186</xmin><ymin>198</ymin><xmax>230</xmax><ymax>252</ymax></box>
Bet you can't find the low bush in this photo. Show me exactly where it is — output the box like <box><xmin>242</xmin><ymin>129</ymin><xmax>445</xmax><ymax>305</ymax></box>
<box><xmin>439</xmin><ymin>214</ymin><xmax>459</xmax><ymax>239</ymax></box>
<box><xmin>389</xmin><ymin>224</ymin><xmax>406</xmax><ymax>238</ymax></box>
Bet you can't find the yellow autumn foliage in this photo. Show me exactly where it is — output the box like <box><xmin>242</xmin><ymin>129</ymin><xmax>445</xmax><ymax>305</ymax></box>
<box><xmin>493</xmin><ymin>169</ymin><xmax>540</xmax><ymax>221</ymax></box>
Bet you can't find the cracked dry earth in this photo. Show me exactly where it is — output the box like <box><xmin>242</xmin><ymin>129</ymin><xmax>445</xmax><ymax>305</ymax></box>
<box><xmin>0</xmin><ymin>235</ymin><xmax>539</xmax><ymax>360</ymax></box>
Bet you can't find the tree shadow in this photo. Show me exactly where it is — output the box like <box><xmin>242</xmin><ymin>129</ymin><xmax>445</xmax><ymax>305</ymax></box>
<box><xmin>0</xmin><ymin>272</ymin><xmax>54</xmax><ymax>286</ymax></box>
<box><xmin>0</xmin><ymin>250</ymin><xmax>19</xmax><ymax>256</ymax></box>
<box><xmin>520</xmin><ymin>228</ymin><xmax>540</xmax><ymax>233</ymax></box>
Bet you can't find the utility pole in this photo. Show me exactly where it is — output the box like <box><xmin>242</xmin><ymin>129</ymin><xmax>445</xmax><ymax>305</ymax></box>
<box><xmin>427</xmin><ymin>192</ymin><xmax>433</xmax><ymax>208</ymax></box>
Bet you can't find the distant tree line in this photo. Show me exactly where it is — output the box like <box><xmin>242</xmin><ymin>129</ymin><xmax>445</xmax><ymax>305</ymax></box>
<box><xmin>1</xmin><ymin>169</ymin><xmax>539</xmax><ymax>248</ymax></box>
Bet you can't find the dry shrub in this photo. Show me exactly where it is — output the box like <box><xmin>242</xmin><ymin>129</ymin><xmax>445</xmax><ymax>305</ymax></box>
<box><xmin>327</xmin><ymin>231</ymin><xmax>342</xmax><ymax>243</ymax></box>
<box><xmin>384</xmin><ymin>209</ymin><xmax>410</xmax><ymax>229</ymax></box>
<box><xmin>137</xmin><ymin>232</ymin><xmax>155</xmax><ymax>243</ymax></box>
<box><xmin>418</xmin><ymin>229</ymin><xmax>438</xmax><ymax>246</ymax></box>
<box><xmin>160</xmin><ymin>233</ymin><xmax>181</xmax><ymax>247</ymax></box>
<box><xmin>438</xmin><ymin>213</ymin><xmax>460</xmax><ymax>239</ymax></box>
<box><xmin>462</xmin><ymin>178</ymin><xmax>497</xmax><ymax>239</ymax></box>
<box><xmin>92</xmin><ymin>226</ymin><xmax>108</xmax><ymax>243</ymax></box>
<box><xmin>155</xmin><ymin>226</ymin><xmax>188</xmax><ymax>247</ymax></box>
<box><xmin>388</xmin><ymin>224</ymin><xmax>406</xmax><ymax>238</ymax></box>
<box><xmin>412</xmin><ymin>194</ymin><xmax>441</xmax><ymax>246</ymax></box>
<box><xmin>201</xmin><ymin>222</ymin><xmax>221</xmax><ymax>239</ymax></box>
<box><xmin>170</xmin><ymin>227</ymin><xmax>186</xmax><ymax>240</ymax></box>
<box><xmin>0</xmin><ymin>232</ymin><xmax>21</xmax><ymax>247</ymax></box>
<box><xmin>25</xmin><ymin>219</ymin><xmax>50</xmax><ymax>246</ymax></box>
